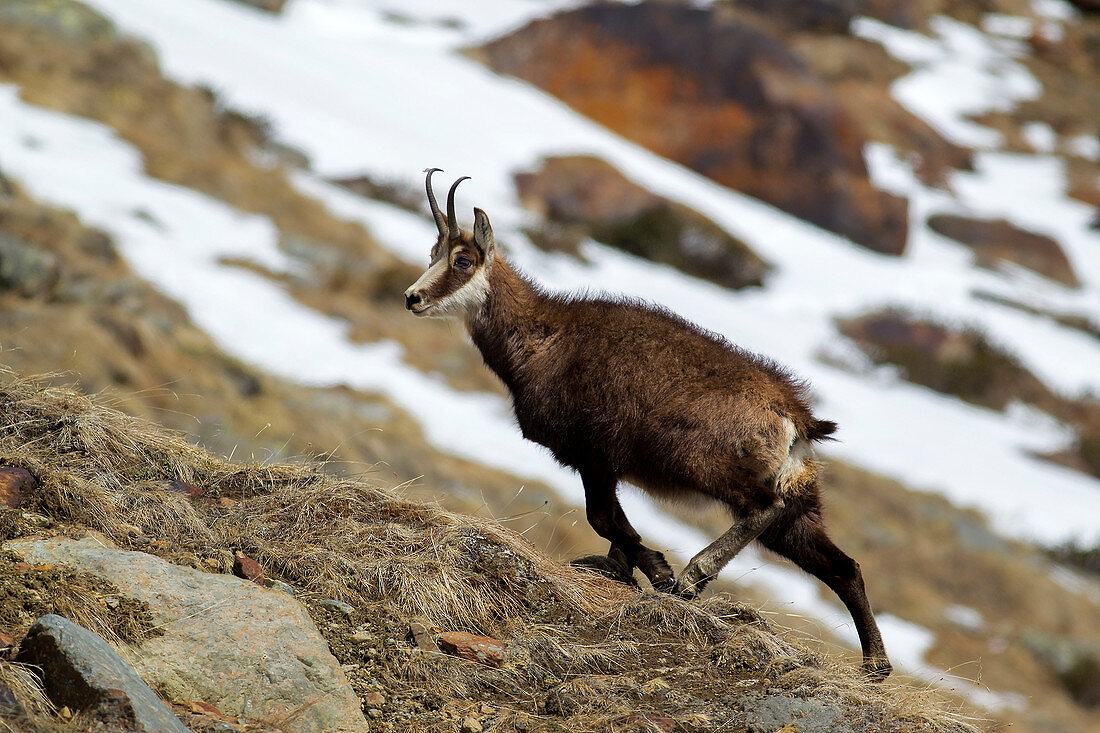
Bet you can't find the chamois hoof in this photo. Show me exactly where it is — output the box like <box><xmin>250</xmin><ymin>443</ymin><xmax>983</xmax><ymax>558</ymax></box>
<box><xmin>861</xmin><ymin>657</ymin><xmax>893</xmax><ymax>682</ymax></box>
<box><xmin>670</xmin><ymin>582</ymin><xmax>700</xmax><ymax>601</ymax></box>
<box><xmin>570</xmin><ymin>554</ymin><xmax>639</xmax><ymax>588</ymax></box>
<box><xmin>670</xmin><ymin>571</ymin><xmax>713</xmax><ymax>601</ymax></box>
<box><xmin>651</xmin><ymin>575</ymin><xmax>677</xmax><ymax>594</ymax></box>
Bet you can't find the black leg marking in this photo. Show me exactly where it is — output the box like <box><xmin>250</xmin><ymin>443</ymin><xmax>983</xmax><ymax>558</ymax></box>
<box><xmin>758</xmin><ymin>512</ymin><xmax>891</xmax><ymax>680</ymax></box>
<box><xmin>570</xmin><ymin>551</ymin><xmax>639</xmax><ymax>588</ymax></box>
<box><xmin>582</xmin><ymin>468</ymin><xmax>674</xmax><ymax>590</ymax></box>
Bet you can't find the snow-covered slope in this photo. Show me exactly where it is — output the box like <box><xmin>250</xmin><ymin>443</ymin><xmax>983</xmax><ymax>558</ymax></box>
<box><xmin>4</xmin><ymin>0</ymin><xmax>1099</xmax><ymax>709</ymax></box>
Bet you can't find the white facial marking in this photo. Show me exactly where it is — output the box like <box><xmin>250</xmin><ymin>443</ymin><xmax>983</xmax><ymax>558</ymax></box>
<box><xmin>408</xmin><ymin>257</ymin><xmax>448</xmax><ymax>302</ymax></box>
<box><xmin>407</xmin><ymin>254</ymin><xmax>490</xmax><ymax>321</ymax></box>
<box><xmin>434</xmin><ymin>266</ymin><xmax>490</xmax><ymax>320</ymax></box>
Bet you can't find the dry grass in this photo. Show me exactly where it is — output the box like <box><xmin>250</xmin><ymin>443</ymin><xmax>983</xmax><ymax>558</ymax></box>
<box><xmin>0</xmin><ymin>372</ymin><xmax>623</xmax><ymax>634</ymax></box>
<box><xmin>0</xmin><ymin>660</ymin><xmax>54</xmax><ymax>719</ymax></box>
<box><xmin>0</xmin><ymin>372</ymin><xmax>982</xmax><ymax>731</ymax></box>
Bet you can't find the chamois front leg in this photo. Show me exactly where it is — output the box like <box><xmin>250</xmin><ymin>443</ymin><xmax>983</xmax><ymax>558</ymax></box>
<box><xmin>580</xmin><ymin>468</ymin><xmax>675</xmax><ymax>591</ymax></box>
<box><xmin>673</xmin><ymin>493</ymin><xmax>785</xmax><ymax>600</ymax></box>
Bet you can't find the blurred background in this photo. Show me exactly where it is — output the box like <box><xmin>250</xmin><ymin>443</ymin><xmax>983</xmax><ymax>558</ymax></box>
<box><xmin>1</xmin><ymin>0</ymin><xmax>1098</xmax><ymax>729</ymax></box>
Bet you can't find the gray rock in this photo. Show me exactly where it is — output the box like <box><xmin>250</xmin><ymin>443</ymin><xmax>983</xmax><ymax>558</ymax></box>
<box><xmin>317</xmin><ymin>599</ymin><xmax>355</xmax><ymax>617</ymax></box>
<box><xmin>0</xmin><ymin>233</ymin><xmax>59</xmax><ymax>297</ymax></box>
<box><xmin>265</xmin><ymin>578</ymin><xmax>296</xmax><ymax>595</ymax></box>
<box><xmin>16</xmin><ymin>614</ymin><xmax>188</xmax><ymax>733</ymax></box>
<box><xmin>745</xmin><ymin>694</ymin><xmax>852</xmax><ymax>733</ymax></box>
<box><xmin>6</xmin><ymin>536</ymin><xmax>368</xmax><ymax>733</ymax></box>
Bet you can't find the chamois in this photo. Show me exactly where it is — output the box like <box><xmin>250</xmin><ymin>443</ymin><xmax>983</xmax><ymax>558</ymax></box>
<box><xmin>404</xmin><ymin>170</ymin><xmax>891</xmax><ymax>679</ymax></box>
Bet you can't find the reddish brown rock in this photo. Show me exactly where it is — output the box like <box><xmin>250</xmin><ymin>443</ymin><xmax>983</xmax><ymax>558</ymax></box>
<box><xmin>516</xmin><ymin>156</ymin><xmax>770</xmax><ymax>289</ymax></box>
<box><xmin>927</xmin><ymin>214</ymin><xmax>1079</xmax><ymax>287</ymax></box>
<box><xmin>158</xmin><ymin>479</ymin><xmax>204</xmax><ymax>500</ymax></box>
<box><xmin>215</xmin><ymin>497</ymin><xmax>238</xmax><ymax>509</ymax></box>
<box><xmin>232</xmin><ymin>551</ymin><xmax>264</xmax><ymax>585</ymax></box>
<box><xmin>0</xmin><ymin>466</ymin><xmax>36</xmax><ymax>508</ymax></box>
<box><xmin>183</xmin><ymin>700</ymin><xmax>223</xmax><ymax>716</ymax></box>
<box><xmin>363</xmin><ymin>691</ymin><xmax>385</xmax><ymax>708</ymax></box>
<box><xmin>481</xmin><ymin>2</ymin><xmax>909</xmax><ymax>255</ymax></box>
<box><xmin>12</xmin><ymin>562</ymin><xmax>33</xmax><ymax>573</ymax></box>
<box><xmin>0</xmin><ymin>629</ymin><xmax>16</xmax><ymax>648</ymax></box>
<box><xmin>436</xmin><ymin>632</ymin><xmax>505</xmax><ymax>668</ymax></box>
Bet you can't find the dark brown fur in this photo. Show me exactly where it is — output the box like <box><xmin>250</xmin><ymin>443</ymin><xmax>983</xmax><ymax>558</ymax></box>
<box><xmin>474</xmin><ymin>260</ymin><xmax>815</xmax><ymax>495</ymax></box>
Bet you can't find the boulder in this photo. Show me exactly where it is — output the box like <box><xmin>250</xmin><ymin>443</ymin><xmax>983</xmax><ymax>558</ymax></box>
<box><xmin>0</xmin><ymin>466</ymin><xmax>36</xmax><ymax>508</ymax></box>
<box><xmin>482</xmin><ymin>2</ymin><xmax>909</xmax><ymax>254</ymax></box>
<box><xmin>927</xmin><ymin>214</ymin><xmax>1079</xmax><ymax>287</ymax></box>
<box><xmin>16</xmin><ymin>614</ymin><xmax>188</xmax><ymax>733</ymax></box>
<box><xmin>5</xmin><ymin>536</ymin><xmax>368</xmax><ymax>733</ymax></box>
<box><xmin>746</xmin><ymin>694</ymin><xmax>852</xmax><ymax>733</ymax></box>
<box><xmin>516</xmin><ymin>156</ymin><xmax>770</xmax><ymax>289</ymax></box>
<box><xmin>436</xmin><ymin>632</ymin><xmax>506</xmax><ymax>668</ymax></box>
<box><xmin>232</xmin><ymin>550</ymin><xmax>265</xmax><ymax>585</ymax></box>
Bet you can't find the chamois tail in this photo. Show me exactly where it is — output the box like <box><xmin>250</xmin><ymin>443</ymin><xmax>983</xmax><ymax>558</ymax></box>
<box><xmin>807</xmin><ymin>419</ymin><xmax>838</xmax><ymax>442</ymax></box>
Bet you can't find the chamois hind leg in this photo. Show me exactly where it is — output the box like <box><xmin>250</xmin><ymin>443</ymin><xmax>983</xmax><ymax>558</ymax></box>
<box><xmin>580</xmin><ymin>468</ymin><xmax>674</xmax><ymax>590</ymax></box>
<box><xmin>671</xmin><ymin>490</ymin><xmax>785</xmax><ymax>600</ymax></box>
<box><xmin>757</xmin><ymin>506</ymin><xmax>891</xmax><ymax>680</ymax></box>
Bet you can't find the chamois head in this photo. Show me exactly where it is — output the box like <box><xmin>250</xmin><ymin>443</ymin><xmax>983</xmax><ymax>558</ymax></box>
<box><xmin>404</xmin><ymin>168</ymin><xmax>496</xmax><ymax>319</ymax></box>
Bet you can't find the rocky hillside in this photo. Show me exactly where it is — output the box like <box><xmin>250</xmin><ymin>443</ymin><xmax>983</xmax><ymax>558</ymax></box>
<box><xmin>1</xmin><ymin>1</ymin><xmax>1099</xmax><ymax>732</ymax></box>
<box><xmin>0</xmin><ymin>377</ymin><xmax>977</xmax><ymax>733</ymax></box>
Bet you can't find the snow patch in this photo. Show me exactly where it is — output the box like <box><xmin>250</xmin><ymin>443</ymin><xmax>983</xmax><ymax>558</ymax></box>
<box><xmin>1022</xmin><ymin>121</ymin><xmax>1057</xmax><ymax>154</ymax></box>
<box><xmin>852</xmin><ymin>15</ymin><xmax>1040</xmax><ymax>149</ymax></box>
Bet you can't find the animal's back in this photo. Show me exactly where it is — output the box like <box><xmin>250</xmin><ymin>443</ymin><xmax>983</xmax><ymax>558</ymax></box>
<box><xmin>513</xmin><ymin>296</ymin><xmax>825</xmax><ymax>488</ymax></box>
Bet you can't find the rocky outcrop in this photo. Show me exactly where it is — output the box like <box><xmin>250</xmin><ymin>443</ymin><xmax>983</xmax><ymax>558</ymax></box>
<box><xmin>5</xmin><ymin>536</ymin><xmax>368</xmax><ymax>733</ymax></box>
<box><xmin>481</xmin><ymin>2</ymin><xmax>909</xmax><ymax>254</ymax></box>
<box><xmin>837</xmin><ymin>309</ymin><xmax>1050</xmax><ymax>411</ymax></box>
<box><xmin>516</xmin><ymin>156</ymin><xmax>770</xmax><ymax>289</ymax></box>
<box><xmin>928</xmin><ymin>214</ymin><xmax>1079</xmax><ymax>287</ymax></box>
<box><xmin>17</xmin><ymin>614</ymin><xmax>189</xmax><ymax>733</ymax></box>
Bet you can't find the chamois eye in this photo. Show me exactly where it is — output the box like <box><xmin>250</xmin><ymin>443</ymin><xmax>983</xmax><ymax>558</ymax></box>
<box><xmin>454</xmin><ymin>256</ymin><xmax>473</xmax><ymax>270</ymax></box>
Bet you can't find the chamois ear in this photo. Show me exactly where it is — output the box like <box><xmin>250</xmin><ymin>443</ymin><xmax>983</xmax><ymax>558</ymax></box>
<box><xmin>473</xmin><ymin>207</ymin><xmax>495</xmax><ymax>265</ymax></box>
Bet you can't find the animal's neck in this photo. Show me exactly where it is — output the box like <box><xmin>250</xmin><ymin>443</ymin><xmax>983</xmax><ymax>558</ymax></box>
<box><xmin>468</xmin><ymin>257</ymin><xmax>551</xmax><ymax>390</ymax></box>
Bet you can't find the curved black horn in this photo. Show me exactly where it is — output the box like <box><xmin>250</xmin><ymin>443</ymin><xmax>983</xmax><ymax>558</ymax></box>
<box><xmin>424</xmin><ymin>167</ymin><xmax>448</xmax><ymax>237</ymax></box>
<box><xmin>446</xmin><ymin>176</ymin><xmax>471</xmax><ymax>239</ymax></box>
